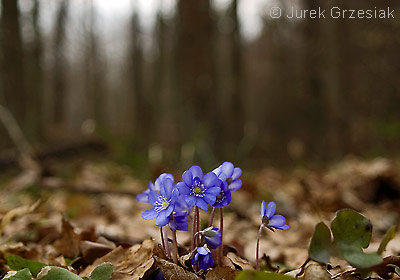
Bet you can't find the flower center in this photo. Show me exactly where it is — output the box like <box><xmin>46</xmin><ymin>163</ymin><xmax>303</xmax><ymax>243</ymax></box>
<box><xmin>155</xmin><ymin>196</ymin><xmax>170</xmax><ymax>212</ymax></box>
<box><xmin>162</xmin><ymin>201</ymin><xmax>169</xmax><ymax>208</ymax></box>
<box><xmin>191</xmin><ymin>180</ymin><xmax>205</xmax><ymax>197</ymax></box>
<box><xmin>216</xmin><ymin>194</ymin><xmax>222</xmax><ymax>200</ymax></box>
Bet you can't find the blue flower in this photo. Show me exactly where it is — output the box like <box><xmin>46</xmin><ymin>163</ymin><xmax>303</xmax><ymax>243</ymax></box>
<box><xmin>260</xmin><ymin>201</ymin><xmax>290</xmax><ymax>231</ymax></box>
<box><xmin>136</xmin><ymin>173</ymin><xmax>174</xmax><ymax>203</ymax></box>
<box><xmin>213</xmin><ymin>162</ymin><xmax>242</xmax><ymax>192</ymax></box>
<box><xmin>201</xmin><ymin>227</ymin><xmax>222</xmax><ymax>249</ymax></box>
<box><xmin>192</xmin><ymin>245</ymin><xmax>214</xmax><ymax>270</ymax></box>
<box><xmin>177</xmin><ymin>166</ymin><xmax>220</xmax><ymax>211</ymax></box>
<box><xmin>141</xmin><ymin>178</ymin><xmax>178</xmax><ymax>227</ymax></box>
<box><xmin>169</xmin><ymin>211</ymin><xmax>189</xmax><ymax>232</ymax></box>
<box><xmin>212</xmin><ymin>180</ymin><xmax>231</xmax><ymax>208</ymax></box>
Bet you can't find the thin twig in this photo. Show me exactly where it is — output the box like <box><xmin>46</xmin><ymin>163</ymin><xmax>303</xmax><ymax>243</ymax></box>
<box><xmin>209</xmin><ymin>207</ymin><xmax>216</xmax><ymax>227</ymax></box>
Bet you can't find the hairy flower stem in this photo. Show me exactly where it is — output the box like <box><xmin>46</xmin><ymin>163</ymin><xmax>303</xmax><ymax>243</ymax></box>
<box><xmin>160</xmin><ymin>227</ymin><xmax>165</xmax><ymax>251</ymax></box>
<box><xmin>218</xmin><ymin>207</ymin><xmax>223</xmax><ymax>265</ymax></box>
<box><xmin>191</xmin><ymin>207</ymin><xmax>200</xmax><ymax>249</ymax></box>
<box><xmin>171</xmin><ymin>230</ymin><xmax>179</xmax><ymax>264</ymax></box>
<box><xmin>191</xmin><ymin>209</ymin><xmax>197</xmax><ymax>250</ymax></box>
<box><xmin>255</xmin><ymin>224</ymin><xmax>265</xmax><ymax>270</ymax></box>
<box><xmin>208</xmin><ymin>207</ymin><xmax>216</xmax><ymax>227</ymax></box>
<box><xmin>195</xmin><ymin>206</ymin><xmax>200</xmax><ymax>247</ymax></box>
<box><xmin>162</xmin><ymin>226</ymin><xmax>171</xmax><ymax>259</ymax></box>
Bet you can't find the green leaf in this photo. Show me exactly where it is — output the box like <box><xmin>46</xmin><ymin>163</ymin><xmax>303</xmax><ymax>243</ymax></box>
<box><xmin>331</xmin><ymin>209</ymin><xmax>382</xmax><ymax>268</ymax></box>
<box><xmin>235</xmin><ymin>270</ymin><xmax>295</xmax><ymax>280</ymax></box>
<box><xmin>331</xmin><ymin>209</ymin><xmax>373</xmax><ymax>249</ymax></box>
<box><xmin>36</xmin><ymin>266</ymin><xmax>83</xmax><ymax>280</ymax></box>
<box><xmin>6</xmin><ymin>255</ymin><xmax>47</xmax><ymax>277</ymax></box>
<box><xmin>377</xmin><ymin>225</ymin><xmax>396</xmax><ymax>255</ymax></box>
<box><xmin>309</xmin><ymin>222</ymin><xmax>332</xmax><ymax>263</ymax></box>
<box><xmin>89</xmin><ymin>263</ymin><xmax>114</xmax><ymax>280</ymax></box>
<box><xmin>342</xmin><ymin>248</ymin><xmax>382</xmax><ymax>269</ymax></box>
<box><xmin>2</xmin><ymin>268</ymin><xmax>32</xmax><ymax>280</ymax></box>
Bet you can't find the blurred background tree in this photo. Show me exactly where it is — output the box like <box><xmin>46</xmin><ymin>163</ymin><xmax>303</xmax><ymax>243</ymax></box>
<box><xmin>0</xmin><ymin>0</ymin><xmax>399</xmax><ymax>173</ymax></box>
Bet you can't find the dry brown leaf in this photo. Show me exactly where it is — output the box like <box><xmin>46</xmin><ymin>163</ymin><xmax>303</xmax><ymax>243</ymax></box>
<box><xmin>226</xmin><ymin>252</ymin><xmax>254</xmax><ymax>270</ymax></box>
<box><xmin>155</xmin><ymin>256</ymin><xmax>201</xmax><ymax>280</ymax></box>
<box><xmin>80</xmin><ymin>239</ymin><xmax>155</xmax><ymax>280</ymax></box>
<box><xmin>116</xmin><ymin>239</ymin><xmax>154</xmax><ymax>276</ymax></box>
<box><xmin>0</xmin><ymin>200</ymin><xmax>40</xmax><ymax>235</ymax></box>
<box><xmin>79</xmin><ymin>240</ymin><xmax>114</xmax><ymax>264</ymax></box>
<box><xmin>80</xmin><ymin>246</ymin><xmax>128</xmax><ymax>277</ymax></box>
<box><xmin>53</xmin><ymin>218</ymin><xmax>81</xmax><ymax>258</ymax></box>
<box><xmin>205</xmin><ymin>266</ymin><xmax>239</xmax><ymax>280</ymax></box>
<box><xmin>303</xmin><ymin>264</ymin><xmax>331</xmax><ymax>280</ymax></box>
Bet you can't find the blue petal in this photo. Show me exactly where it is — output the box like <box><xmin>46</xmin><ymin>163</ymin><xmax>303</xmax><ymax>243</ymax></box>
<box><xmin>212</xmin><ymin>165</ymin><xmax>222</xmax><ymax>177</ymax></box>
<box><xmin>185</xmin><ymin>195</ymin><xmax>196</xmax><ymax>207</ymax></box>
<box><xmin>163</xmin><ymin>178</ymin><xmax>174</xmax><ymax>199</ymax></box>
<box><xmin>206</xmin><ymin>186</ymin><xmax>221</xmax><ymax>196</ymax></box>
<box><xmin>200</xmin><ymin>254</ymin><xmax>210</xmax><ymax>270</ymax></box>
<box><xmin>170</xmin><ymin>188</ymin><xmax>179</xmax><ymax>204</ymax></box>
<box><xmin>148</xmin><ymin>181</ymin><xmax>156</xmax><ymax>191</ymax></box>
<box><xmin>154</xmin><ymin>178</ymin><xmax>163</xmax><ymax>192</ymax></box>
<box><xmin>224</xmin><ymin>191</ymin><xmax>232</xmax><ymax>205</ymax></box>
<box><xmin>232</xmin><ymin>167</ymin><xmax>242</xmax><ymax>180</ymax></box>
<box><xmin>278</xmin><ymin>225</ymin><xmax>290</xmax><ymax>230</ymax></box>
<box><xmin>177</xmin><ymin>182</ymin><xmax>190</xmax><ymax>195</ymax></box>
<box><xmin>196</xmin><ymin>198</ymin><xmax>209</xmax><ymax>211</ymax></box>
<box><xmin>141</xmin><ymin>208</ymin><xmax>158</xmax><ymax>220</ymax></box>
<box><xmin>265</xmin><ymin>202</ymin><xmax>276</xmax><ymax>219</ymax></box>
<box><xmin>155</xmin><ymin>212</ymin><xmax>170</xmax><ymax>227</ymax></box>
<box><xmin>182</xmin><ymin>170</ymin><xmax>193</xmax><ymax>186</ymax></box>
<box><xmin>203</xmin><ymin>193</ymin><xmax>217</xmax><ymax>205</ymax></box>
<box><xmin>209</xmin><ymin>253</ymin><xmax>214</xmax><ymax>267</ymax></box>
<box><xmin>165</xmin><ymin>205</ymin><xmax>174</xmax><ymax>218</ymax></box>
<box><xmin>203</xmin><ymin>172</ymin><xmax>217</xmax><ymax>188</ymax></box>
<box><xmin>197</xmin><ymin>246</ymin><xmax>208</xmax><ymax>255</ymax></box>
<box><xmin>229</xmin><ymin>179</ymin><xmax>242</xmax><ymax>192</ymax></box>
<box><xmin>189</xmin><ymin>165</ymin><xmax>203</xmax><ymax>179</ymax></box>
<box><xmin>260</xmin><ymin>200</ymin><xmax>266</xmax><ymax>220</ymax></box>
<box><xmin>268</xmin><ymin>214</ymin><xmax>286</xmax><ymax>228</ymax></box>
<box><xmin>149</xmin><ymin>191</ymin><xmax>161</xmax><ymax>207</ymax></box>
<box><xmin>192</xmin><ymin>252</ymin><xmax>199</xmax><ymax>265</ymax></box>
<box><xmin>136</xmin><ymin>190</ymin><xmax>149</xmax><ymax>203</ymax></box>
<box><xmin>204</xmin><ymin>232</ymin><xmax>221</xmax><ymax>249</ymax></box>
<box><xmin>221</xmin><ymin>162</ymin><xmax>234</xmax><ymax>177</ymax></box>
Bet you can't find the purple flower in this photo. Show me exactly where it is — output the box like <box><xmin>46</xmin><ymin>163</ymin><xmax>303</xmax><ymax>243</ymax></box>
<box><xmin>177</xmin><ymin>166</ymin><xmax>220</xmax><ymax>211</ymax></box>
<box><xmin>201</xmin><ymin>227</ymin><xmax>222</xmax><ymax>249</ymax></box>
<box><xmin>137</xmin><ymin>173</ymin><xmax>174</xmax><ymax>203</ymax></box>
<box><xmin>141</xmin><ymin>178</ymin><xmax>178</xmax><ymax>227</ymax></box>
<box><xmin>169</xmin><ymin>211</ymin><xmax>189</xmax><ymax>232</ymax></box>
<box><xmin>192</xmin><ymin>245</ymin><xmax>214</xmax><ymax>270</ymax></box>
<box><xmin>213</xmin><ymin>162</ymin><xmax>242</xmax><ymax>192</ymax></box>
<box><xmin>260</xmin><ymin>201</ymin><xmax>290</xmax><ymax>231</ymax></box>
<box><xmin>212</xmin><ymin>180</ymin><xmax>231</xmax><ymax>208</ymax></box>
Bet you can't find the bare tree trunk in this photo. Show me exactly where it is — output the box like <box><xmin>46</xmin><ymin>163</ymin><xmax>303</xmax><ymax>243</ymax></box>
<box><xmin>53</xmin><ymin>0</ymin><xmax>68</xmax><ymax>125</ymax></box>
<box><xmin>27</xmin><ymin>0</ymin><xmax>44</xmax><ymax>140</ymax></box>
<box><xmin>176</xmin><ymin>0</ymin><xmax>217</xmax><ymax>150</ymax></box>
<box><xmin>0</xmin><ymin>0</ymin><xmax>26</xmax><ymax>126</ymax></box>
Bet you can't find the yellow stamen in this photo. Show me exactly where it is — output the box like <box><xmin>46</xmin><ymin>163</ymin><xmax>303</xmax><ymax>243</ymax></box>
<box><xmin>194</xmin><ymin>187</ymin><xmax>202</xmax><ymax>194</ymax></box>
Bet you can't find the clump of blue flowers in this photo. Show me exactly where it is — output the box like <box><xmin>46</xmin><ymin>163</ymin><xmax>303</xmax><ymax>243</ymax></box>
<box><xmin>137</xmin><ymin>162</ymin><xmax>289</xmax><ymax>272</ymax></box>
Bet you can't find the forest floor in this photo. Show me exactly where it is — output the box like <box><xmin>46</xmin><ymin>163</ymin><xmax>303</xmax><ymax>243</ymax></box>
<box><xmin>0</xmin><ymin>154</ymin><xmax>399</xmax><ymax>279</ymax></box>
